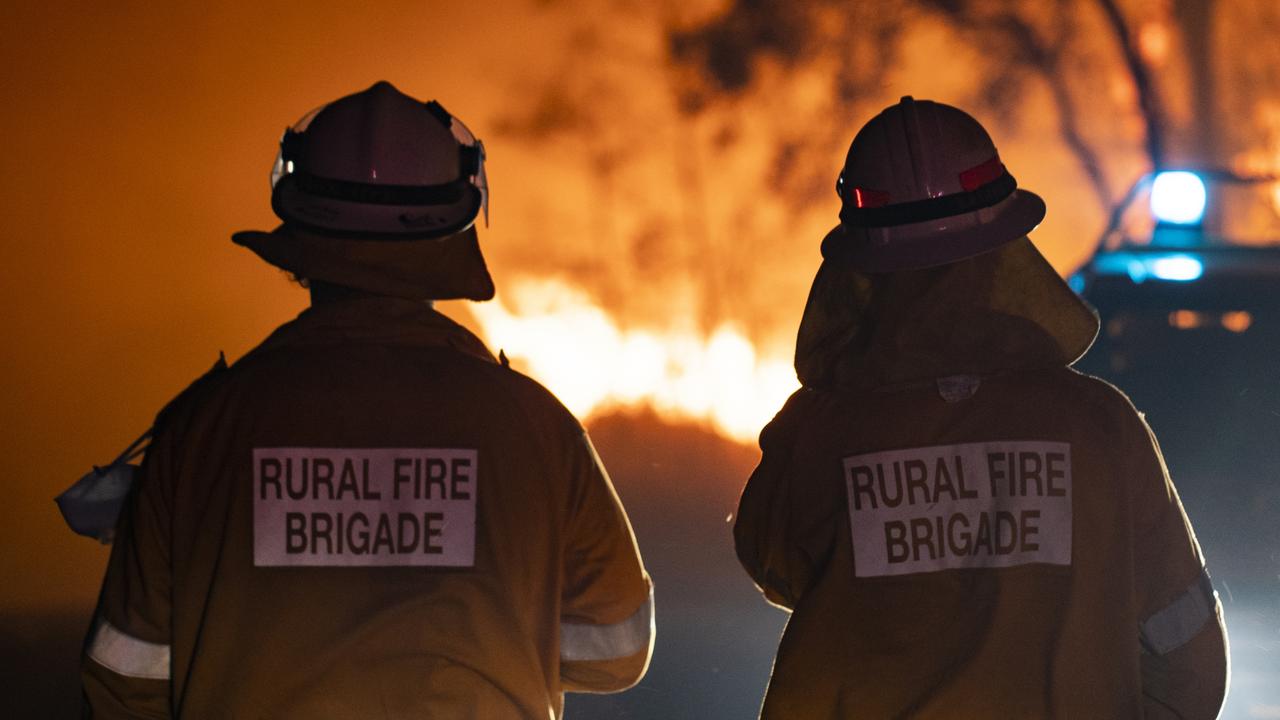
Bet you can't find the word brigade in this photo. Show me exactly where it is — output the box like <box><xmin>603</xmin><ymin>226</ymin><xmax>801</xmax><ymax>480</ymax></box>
<box><xmin>253</xmin><ymin>447</ymin><xmax>477</xmax><ymax>567</ymax></box>
<box><xmin>844</xmin><ymin>440</ymin><xmax>1072</xmax><ymax>577</ymax></box>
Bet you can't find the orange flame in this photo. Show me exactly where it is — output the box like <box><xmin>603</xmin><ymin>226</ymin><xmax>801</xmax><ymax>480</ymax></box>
<box><xmin>1137</xmin><ymin>21</ymin><xmax>1171</xmax><ymax>67</ymax></box>
<box><xmin>470</xmin><ymin>278</ymin><xmax>799</xmax><ymax>443</ymax></box>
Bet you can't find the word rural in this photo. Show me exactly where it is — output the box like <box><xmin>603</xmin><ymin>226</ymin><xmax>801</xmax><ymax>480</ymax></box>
<box><xmin>253</xmin><ymin>447</ymin><xmax>477</xmax><ymax>567</ymax></box>
<box><xmin>844</xmin><ymin>441</ymin><xmax>1071</xmax><ymax>577</ymax></box>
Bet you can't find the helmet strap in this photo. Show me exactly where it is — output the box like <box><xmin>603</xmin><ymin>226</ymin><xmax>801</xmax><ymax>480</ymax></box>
<box><xmin>840</xmin><ymin>172</ymin><xmax>1016</xmax><ymax>229</ymax></box>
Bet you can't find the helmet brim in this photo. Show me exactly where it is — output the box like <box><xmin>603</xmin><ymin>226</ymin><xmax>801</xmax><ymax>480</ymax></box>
<box><xmin>824</xmin><ymin>189</ymin><xmax>1047</xmax><ymax>273</ymax></box>
<box><xmin>232</xmin><ymin>223</ymin><xmax>495</xmax><ymax>302</ymax></box>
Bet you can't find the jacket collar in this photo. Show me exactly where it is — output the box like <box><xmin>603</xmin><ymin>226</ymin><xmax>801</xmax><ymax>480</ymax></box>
<box><xmin>246</xmin><ymin>295</ymin><xmax>497</xmax><ymax>365</ymax></box>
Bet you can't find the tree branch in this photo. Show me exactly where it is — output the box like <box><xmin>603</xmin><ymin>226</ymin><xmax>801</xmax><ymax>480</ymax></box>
<box><xmin>1095</xmin><ymin>0</ymin><xmax>1166</xmax><ymax>169</ymax></box>
<box><xmin>996</xmin><ymin>12</ymin><xmax>1115</xmax><ymax>210</ymax></box>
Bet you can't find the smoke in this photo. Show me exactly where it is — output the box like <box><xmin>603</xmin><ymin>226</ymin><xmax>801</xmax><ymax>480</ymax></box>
<box><xmin>7</xmin><ymin>0</ymin><xmax>1279</xmax><ymax>615</ymax></box>
<box><xmin>668</xmin><ymin>0</ymin><xmax>814</xmax><ymax>100</ymax></box>
<box><xmin>480</xmin><ymin>0</ymin><xmax>1127</xmax><ymax>356</ymax></box>
<box><xmin>480</xmin><ymin>1</ymin><xmax>905</xmax><ymax>347</ymax></box>
<box><xmin>481</xmin><ymin>0</ymin><xmax>1280</xmax><ymax>326</ymax></box>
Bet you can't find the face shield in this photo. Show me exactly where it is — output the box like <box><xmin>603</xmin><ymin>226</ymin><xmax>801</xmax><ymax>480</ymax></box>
<box><xmin>270</xmin><ymin>105</ymin><xmax>324</xmax><ymax>191</ymax></box>
<box><xmin>441</xmin><ymin>110</ymin><xmax>489</xmax><ymax>227</ymax></box>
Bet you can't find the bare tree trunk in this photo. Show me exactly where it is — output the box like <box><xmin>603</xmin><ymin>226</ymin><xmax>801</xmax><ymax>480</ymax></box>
<box><xmin>661</xmin><ymin>2</ymin><xmax>723</xmax><ymax>329</ymax></box>
<box><xmin>1095</xmin><ymin>0</ymin><xmax>1167</xmax><ymax>169</ymax></box>
<box><xmin>928</xmin><ymin>6</ymin><xmax>1118</xmax><ymax>212</ymax></box>
<box><xmin>1005</xmin><ymin>11</ymin><xmax>1117</xmax><ymax>212</ymax></box>
<box><xmin>1172</xmin><ymin>0</ymin><xmax>1217</xmax><ymax>164</ymax></box>
<box><xmin>1043</xmin><ymin>64</ymin><xmax>1115</xmax><ymax>212</ymax></box>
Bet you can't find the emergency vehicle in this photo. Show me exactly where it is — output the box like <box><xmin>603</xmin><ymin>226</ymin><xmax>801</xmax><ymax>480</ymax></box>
<box><xmin>1072</xmin><ymin>170</ymin><xmax>1280</xmax><ymax>716</ymax></box>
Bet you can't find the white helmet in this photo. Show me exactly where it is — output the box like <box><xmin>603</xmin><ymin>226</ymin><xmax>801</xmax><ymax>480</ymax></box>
<box><xmin>824</xmin><ymin>96</ymin><xmax>1045</xmax><ymax>272</ymax></box>
<box><xmin>270</xmin><ymin>81</ymin><xmax>488</xmax><ymax>238</ymax></box>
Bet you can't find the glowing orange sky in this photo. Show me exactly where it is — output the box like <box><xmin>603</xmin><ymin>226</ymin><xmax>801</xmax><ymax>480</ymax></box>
<box><xmin>0</xmin><ymin>0</ymin><xmax>1202</xmax><ymax>612</ymax></box>
<box><xmin>0</xmin><ymin>0</ymin><xmax>597</xmax><ymax>613</ymax></box>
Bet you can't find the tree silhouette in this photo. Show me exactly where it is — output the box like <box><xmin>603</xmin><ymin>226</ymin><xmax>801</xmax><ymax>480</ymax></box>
<box><xmin>668</xmin><ymin>0</ymin><xmax>1181</xmax><ymax>214</ymax></box>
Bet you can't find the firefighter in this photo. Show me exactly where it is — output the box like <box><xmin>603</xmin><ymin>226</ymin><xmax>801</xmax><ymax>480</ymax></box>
<box><xmin>81</xmin><ymin>81</ymin><xmax>654</xmax><ymax>719</ymax></box>
<box><xmin>735</xmin><ymin>97</ymin><xmax>1227</xmax><ymax>718</ymax></box>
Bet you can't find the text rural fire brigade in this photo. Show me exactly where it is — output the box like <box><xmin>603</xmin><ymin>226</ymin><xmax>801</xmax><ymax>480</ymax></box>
<box><xmin>844</xmin><ymin>441</ymin><xmax>1072</xmax><ymax>577</ymax></box>
<box><xmin>253</xmin><ymin>447</ymin><xmax>478</xmax><ymax>567</ymax></box>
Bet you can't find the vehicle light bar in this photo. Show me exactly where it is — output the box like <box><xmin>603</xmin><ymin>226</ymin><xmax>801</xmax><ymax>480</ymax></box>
<box><xmin>1150</xmin><ymin>171</ymin><xmax>1207</xmax><ymax>225</ymax></box>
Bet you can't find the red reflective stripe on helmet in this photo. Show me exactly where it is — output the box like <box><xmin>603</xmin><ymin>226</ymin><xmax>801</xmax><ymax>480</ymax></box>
<box><xmin>959</xmin><ymin>156</ymin><xmax>1005</xmax><ymax>192</ymax></box>
<box><xmin>854</xmin><ymin>187</ymin><xmax>892</xmax><ymax>208</ymax></box>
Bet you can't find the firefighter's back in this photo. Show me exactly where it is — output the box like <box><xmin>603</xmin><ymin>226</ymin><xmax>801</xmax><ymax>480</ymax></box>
<box><xmin>160</xmin><ymin>300</ymin><xmax>586</xmax><ymax>718</ymax></box>
<box><xmin>758</xmin><ymin>368</ymin><xmax>1172</xmax><ymax>718</ymax></box>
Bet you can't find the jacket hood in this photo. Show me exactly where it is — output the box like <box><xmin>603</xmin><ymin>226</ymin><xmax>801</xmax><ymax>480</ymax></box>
<box><xmin>795</xmin><ymin>237</ymin><xmax>1099</xmax><ymax>390</ymax></box>
<box><xmin>232</xmin><ymin>224</ymin><xmax>495</xmax><ymax>301</ymax></box>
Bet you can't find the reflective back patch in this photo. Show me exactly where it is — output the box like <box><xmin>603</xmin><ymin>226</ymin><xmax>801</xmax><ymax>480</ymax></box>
<box><xmin>844</xmin><ymin>441</ymin><xmax>1071</xmax><ymax>578</ymax></box>
<box><xmin>253</xmin><ymin>448</ymin><xmax>477</xmax><ymax>567</ymax></box>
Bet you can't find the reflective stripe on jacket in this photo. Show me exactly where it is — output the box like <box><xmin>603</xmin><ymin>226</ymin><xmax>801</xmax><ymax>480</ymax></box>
<box><xmin>82</xmin><ymin>297</ymin><xmax>653</xmax><ymax>719</ymax></box>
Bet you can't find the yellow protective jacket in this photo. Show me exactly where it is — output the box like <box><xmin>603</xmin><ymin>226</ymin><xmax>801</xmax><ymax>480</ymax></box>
<box><xmin>736</xmin><ymin>240</ymin><xmax>1228</xmax><ymax>718</ymax></box>
<box><xmin>82</xmin><ymin>296</ymin><xmax>654</xmax><ymax>719</ymax></box>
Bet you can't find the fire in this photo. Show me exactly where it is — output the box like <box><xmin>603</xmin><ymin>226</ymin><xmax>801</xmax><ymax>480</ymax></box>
<box><xmin>1137</xmin><ymin>21</ymin><xmax>1171</xmax><ymax>66</ymax></box>
<box><xmin>470</xmin><ymin>278</ymin><xmax>799</xmax><ymax>444</ymax></box>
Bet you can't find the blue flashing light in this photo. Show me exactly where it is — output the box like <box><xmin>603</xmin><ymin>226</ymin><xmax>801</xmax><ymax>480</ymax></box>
<box><xmin>1150</xmin><ymin>171</ymin><xmax>1207</xmax><ymax>225</ymax></box>
<box><xmin>1067</xmin><ymin>273</ymin><xmax>1086</xmax><ymax>294</ymax></box>
<box><xmin>1126</xmin><ymin>259</ymin><xmax>1149</xmax><ymax>284</ymax></box>
<box><xmin>1092</xmin><ymin>251</ymin><xmax>1206</xmax><ymax>284</ymax></box>
<box><xmin>1149</xmin><ymin>254</ymin><xmax>1204</xmax><ymax>281</ymax></box>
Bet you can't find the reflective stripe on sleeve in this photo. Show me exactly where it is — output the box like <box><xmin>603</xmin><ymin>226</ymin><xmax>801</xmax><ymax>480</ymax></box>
<box><xmin>1140</xmin><ymin>569</ymin><xmax>1218</xmax><ymax>656</ymax></box>
<box><xmin>561</xmin><ymin>587</ymin><xmax>654</xmax><ymax>662</ymax></box>
<box><xmin>87</xmin><ymin>619</ymin><xmax>171</xmax><ymax>680</ymax></box>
